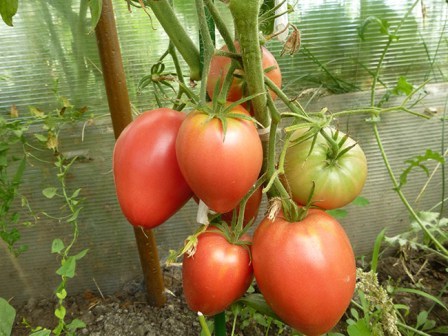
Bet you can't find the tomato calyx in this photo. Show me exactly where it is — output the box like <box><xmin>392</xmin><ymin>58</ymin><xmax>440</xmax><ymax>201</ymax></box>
<box><xmin>319</xmin><ymin>128</ymin><xmax>359</xmax><ymax>165</ymax></box>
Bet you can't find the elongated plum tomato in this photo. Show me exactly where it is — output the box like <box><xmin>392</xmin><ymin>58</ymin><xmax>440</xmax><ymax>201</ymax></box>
<box><xmin>284</xmin><ymin>128</ymin><xmax>367</xmax><ymax>209</ymax></box>
<box><xmin>207</xmin><ymin>41</ymin><xmax>282</xmax><ymax>103</ymax></box>
<box><xmin>182</xmin><ymin>229</ymin><xmax>253</xmax><ymax>316</ymax></box>
<box><xmin>113</xmin><ymin>108</ymin><xmax>192</xmax><ymax>228</ymax></box>
<box><xmin>176</xmin><ymin>104</ymin><xmax>263</xmax><ymax>213</ymax></box>
<box><xmin>252</xmin><ymin>209</ymin><xmax>356</xmax><ymax>335</ymax></box>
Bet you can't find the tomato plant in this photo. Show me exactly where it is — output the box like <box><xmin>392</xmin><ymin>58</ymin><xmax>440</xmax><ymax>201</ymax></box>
<box><xmin>182</xmin><ymin>228</ymin><xmax>253</xmax><ymax>316</ymax></box>
<box><xmin>113</xmin><ymin>108</ymin><xmax>193</xmax><ymax>228</ymax></box>
<box><xmin>252</xmin><ymin>209</ymin><xmax>356</xmax><ymax>336</ymax></box>
<box><xmin>175</xmin><ymin>104</ymin><xmax>263</xmax><ymax>213</ymax></box>
<box><xmin>284</xmin><ymin>128</ymin><xmax>368</xmax><ymax>209</ymax></box>
<box><xmin>207</xmin><ymin>41</ymin><xmax>282</xmax><ymax>105</ymax></box>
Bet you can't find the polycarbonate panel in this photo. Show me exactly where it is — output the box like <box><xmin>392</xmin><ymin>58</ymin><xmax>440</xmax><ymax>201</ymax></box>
<box><xmin>0</xmin><ymin>0</ymin><xmax>447</xmax><ymax>302</ymax></box>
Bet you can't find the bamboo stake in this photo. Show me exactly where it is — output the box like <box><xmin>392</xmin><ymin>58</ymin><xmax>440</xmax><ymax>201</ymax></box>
<box><xmin>94</xmin><ymin>0</ymin><xmax>166</xmax><ymax>307</ymax></box>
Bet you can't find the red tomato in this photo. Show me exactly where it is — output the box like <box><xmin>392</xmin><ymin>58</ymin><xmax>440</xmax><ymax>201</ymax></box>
<box><xmin>176</xmin><ymin>104</ymin><xmax>263</xmax><ymax>213</ymax></box>
<box><xmin>207</xmin><ymin>41</ymin><xmax>282</xmax><ymax>103</ymax></box>
<box><xmin>284</xmin><ymin>128</ymin><xmax>367</xmax><ymax>209</ymax></box>
<box><xmin>113</xmin><ymin>108</ymin><xmax>193</xmax><ymax>228</ymax></box>
<box><xmin>182</xmin><ymin>229</ymin><xmax>253</xmax><ymax>316</ymax></box>
<box><xmin>252</xmin><ymin>209</ymin><xmax>356</xmax><ymax>335</ymax></box>
<box><xmin>221</xmin><ymin>186</ymin><xmax>263</xmax><ymax>226</ymax></box>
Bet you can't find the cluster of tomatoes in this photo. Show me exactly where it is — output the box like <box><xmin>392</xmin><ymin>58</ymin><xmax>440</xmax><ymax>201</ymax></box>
<box><xmin>113</xmin><ymin>42</ymin><xmax>367</xmax><ymax>336</ymax></box>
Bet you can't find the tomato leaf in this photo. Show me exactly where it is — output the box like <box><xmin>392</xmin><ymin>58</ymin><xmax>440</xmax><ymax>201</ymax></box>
<box><xmin>0</xmin><ymin>0</ymin><xmax>18</xmax><ymax>26</ymax></box>
<box><xmin>398</xmin><ymin>149</ymin><xmax>445</xmax><ymax>189</ymax></box>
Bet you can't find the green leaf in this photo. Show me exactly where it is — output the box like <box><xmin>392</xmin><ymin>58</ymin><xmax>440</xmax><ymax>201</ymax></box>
<box><xmin>0</xmin><ymin>0</ymin><xmax>18</xmax><ymax>26</ymax></box>
<box><xmin>66</xmin><ymin>318</ymin><xmax>86</xmax><ymax>331</ymax></box>
<box><xmin>30</xmin><ymin>330</ymin><xmax>51</xmax><ymax>336</ymax></box>
<box><xmin>352</xmin><ymin>196</ymin><xmax>369</xmax><ymax>206</ymax></box>
<box><xmin>395</xmin><ymin>287</ymin><xmax>447</xmax><ymax>311</ymax></box>
<box><xmin>88</xmin><ymin>0</ymin><xmax>102</xmax><ymax>33</ymax></box>
<box><xmin>56</xmin><ymin>288</ymin><xmax>67</xmax><ymax>300</ymax></box>
<box><xmin>73</xmin><ymin>248</ymin><xmax>88</xmax><ymax>261</ymax></box>
<box><xmin>392</xmin><ymin>76</ymin><xmax>414</xmax><ymax>96</ymax></box>
<box><xmin>51</xmin><ymin>238</ymin><xmax>65</xmax><ymax>254</ymax></box>
<box><xmin>259</xmin><ymin>0</ymin><xmax>275</xmax><ymax>35</ymax></box>
<box><xmin>42</xmin><ymin>187</ymin><xmax>57</xmax><ymax>199</ymax></box>
<box><xmin>34</xmin><ymin>134</ymin><xmax>48</xmax><ymax>142</ymax></box>
<box><xmin>237</xmin><ymin>294</ymin><xmax>282</xmax><ymax>321</ymax></box>
<box><xmin>56</xmin><ymin>257</ymin><xmax>76</xmax><ymax>278</ymax></box>
<box><xmin>326</xmin><ymin>208</ymin><xmax>348</xmax><ymax>219</ymax></box>
<box><xmin>54</xmin><ymin>305</ymin><xmax>66</xmax><ymax>320</ymax></box>
<box><xmin>399</xmin><ymin>149</ymin><xmax>445</xmax><ymax>189</ymax></box>
<box><xmin>371</xmin><ymin>228</ymin><xmax>386</xmax><ymax>273</ymax></box>
<box><xmin>347</xmin><ymin>318</ymin><xmax>371</xmax><ymax>336</ymax></box>
<box><xmin>0</xmin><ymin>297</ymin><xmax>16</xmax><ymax>336</ymax></box>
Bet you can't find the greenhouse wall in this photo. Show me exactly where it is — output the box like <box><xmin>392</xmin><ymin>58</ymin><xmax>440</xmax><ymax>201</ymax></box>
<box><xmin>1</xmin><ymin>0</ymin><xmax>447</xmax><ymax>303</ymax></box>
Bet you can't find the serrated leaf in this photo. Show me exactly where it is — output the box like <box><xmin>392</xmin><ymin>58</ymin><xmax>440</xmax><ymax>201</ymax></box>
<box><xmin>51</xmin><ymin>239</ymin><xmax>65</xmax><ymax>254</ymax></box>
<box><xmin>399</xmin><ymin>149</ymin><xmax>445</xmax><ymax>189</ymax></box>
<box><xmin>56</xmin><ymin>257</ymin><xmax>76</xmax><ymax>278</ymax></box>
<box><xmin>0</xmin><ymin>297</ymin><xmax>16</xmax><ymax>336</ymax></box>
<box><xmin>0</xmin><ymin>0</ymin><xmax>18</xmax><ymax>26</ymax></box>
<box><xmin>392</xmin><ymin>76</ymin><xmax>414</xmax><ymax>96</ymax></box>
<box><xmin>88</xmin><ymin>0</ymin><xmax>102</xmax><ymax>33</ymax></box>
<box><xmin>42</xmin><ymin>187</ymin><xmax>57</xmax><ymax>199</ymax></box>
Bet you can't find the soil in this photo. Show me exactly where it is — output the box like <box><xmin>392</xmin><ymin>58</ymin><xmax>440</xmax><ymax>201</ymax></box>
<box><xmin>11</xmin><ymin>249</ymin><xmax>448</xmax><ymax>336</ymax></box>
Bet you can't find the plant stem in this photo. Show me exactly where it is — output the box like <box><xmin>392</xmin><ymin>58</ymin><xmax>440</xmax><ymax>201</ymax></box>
<box><xmin>195</xmin><ymin>0</ymin><xmax>215</xmax><ymax>103</ymax></box>
<box><xmin>214</xmin><ymin>311</ymin><xmax>227</xmax><ymax>336</ymax></box>
<box><xmin>369</xmin><ymin>0</ymin><xmax>420</xmax><ymax>106</ymax></box>
<box><xmin>228</xmin><ymin>0</ymin><xmax>269</xmax><ymax>127</ymax></box>
<box><xmin>372</xmin><ymin>123</ymin><xmax>448</xmax><ymax>256</ymax></box>
<box><xmin>147</xmin><ymin>0</ymin><xmax>201</xmax><ymax>81</ymax></box>
<box><xmin>204</xmin><ymin>0</ymin><xmax>235</xmax><ymax>52</ymax></box>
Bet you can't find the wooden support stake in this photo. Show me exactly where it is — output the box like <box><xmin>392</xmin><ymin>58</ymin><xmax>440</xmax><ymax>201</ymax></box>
<box><xmin>94</xmin><ymin>0</ymin><xmax>166</xmax><ymax>307</ymax></box>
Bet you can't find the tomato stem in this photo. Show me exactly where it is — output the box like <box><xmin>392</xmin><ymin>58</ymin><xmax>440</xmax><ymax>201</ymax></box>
<box><xmin>228</xmin><ymin>0</ymin><xmax>270</xmax><ymax>128</ymax></box>
<box><xmin>147</xmin><ymin>0</ymin><xmax>201</xmax><ymax>81</ymax></box>
<box><xmin>195</xmin><ymin>0</ymin><xmax>216</xmax><ymax>103</ymax></box>
<box><xmin>372</xmin><ymin>123</ymin><xmax>448</xmax><ymax>256</ymax></box>
<box><xmin>204</xmin><ymin>0</ymin><xmax>236</xmax><ymax>53</ymax></box>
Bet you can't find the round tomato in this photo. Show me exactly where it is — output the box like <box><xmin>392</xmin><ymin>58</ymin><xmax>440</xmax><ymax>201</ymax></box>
<box><xmin>176</xmin><ymin>104</ymin><xmax>263</xmax><ymax>213</ymax></box>
<box><xmin>207</xmin><ymin>41</ymin><xmax>282</xmax><ymax>103</ymax></box>
<box><xmin>221</xmin><ymin>186</ymin><xmax>263</xmax><ymax>226</ymax></box>
<box><xmin>284</xmin><ymin>128</ymin><xmax>367</xmax><ymax>209</ymax></box>
<box><xmin>182</xmin><ymin>229</ymin><xmax>253</xmax><ymax>316</ymax></box>
<box><xmin>252</xmin><ymin>209</ymin><xmax>356</xmax><ymax>335</ymax></box>
<box><xmin>113</xmin><ymin>108</ymin><xmax>192</xmax><ymax>228</ymax></box>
